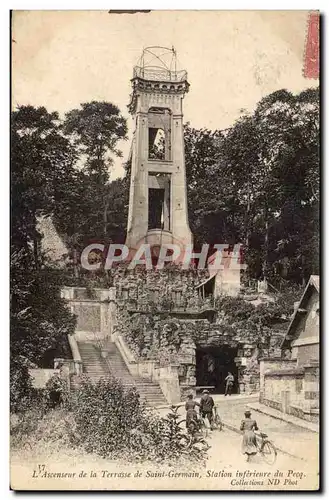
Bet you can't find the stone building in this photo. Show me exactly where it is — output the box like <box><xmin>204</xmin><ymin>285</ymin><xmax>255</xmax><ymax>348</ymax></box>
<box><xmin>259</xmin><ymin>275</ymin><xmax>320</xmax><ymax>422</ymax></box>
<box><xmin>61</xmin><ymin>261</ymin><xmax>286</xmax><ymax>402</ymax></box>
<box><xmin>125</xmin><ymin>47</ymin><xmax>193</xmax><ymax>258</ymax></box>
<box><xmin>111</xmin><ymin>265</ymin><xmax>286</xmax><ymax>396</ymax></box>
<box><xmin>196</xmin><ymin>247</ymin><xmax>242</xmax><ymax>299</ymax></box>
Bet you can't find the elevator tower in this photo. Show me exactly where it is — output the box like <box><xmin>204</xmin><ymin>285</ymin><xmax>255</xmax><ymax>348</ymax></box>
<box><xmin>125</xmin><ymin>47</ymin><xmax>193</xmax><ymax>255</ymax></box>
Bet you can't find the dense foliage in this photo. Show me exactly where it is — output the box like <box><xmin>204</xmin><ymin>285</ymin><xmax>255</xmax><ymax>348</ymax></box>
<box><xmin>11</xmin><ymin>101</ymin><xmax>128</xmax><ymax>396</ymax></box>
<box><xmin>184</xmin><ymin>88</ymin><xmax>319</xmax><ymax>285</ymax></box>
<box><xmin>13</xmin><ymin>89</ymin><xmax>318</xmax><ymax>287</ymax></box>
<box><xmin>11</xmin><ymin>106</ymin><xmax>78</xmax><ymax>403</ymax></box>
<box><xmin>11</xmin><ymin>377</ymin><xmax>207</xmax><ymax>464</ymax></box>
<box><xmin>53</xmin><ymin>101</ymin><xmax>129</xmax><ymax>255</ymax></box>
<box><xmin>214</xmin><ymin>281</ymin><xmax>303</xmax><ymax>349</ymax></box>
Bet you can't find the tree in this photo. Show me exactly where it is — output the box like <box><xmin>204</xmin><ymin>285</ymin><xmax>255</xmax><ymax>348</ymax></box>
<box><xmin>49</xmin><ymin>89</ymin><xmax>319</xmax><ymax>287</ymax></box>
<box><xmin>103</xmin><ymin>177</ymin><xmax>129</xmax><ymax>244</ymax></box>
<box><xmin>11</xmin><ymin>249</ymin><xmax>75</xmax><ymax>366</ymax></box>
<box><xmin>221</xmin><ymin>88</ymin><xmax>319</xmax><ymax>284</ymax></box>
<box><xmin>11</xmin><ymin>106</ymin><xmax>77</xmax><ymax>404</ymax></box>
<box><xmin>184</xmin><ymin>88</ymin><xmax>319</xmax><ymax>285</ymax></box>
<box><xmin>184</xmin><ymin>124</ymin><xmax>241</xmax><ymax>248</ymax></box>
<box><xmin>62</xmin><ymin>101</ymin><xmax>128</xmax><ymax>175</ymax></box>
<box><xmin>11</xmin><ymin>105</ymin><xmax>77</xmax><ymax>266</ymax></box>
<box><xmin>53</xmin><ymin>101</ymin><xmax>129</xmax><ymax>263</ymax></box>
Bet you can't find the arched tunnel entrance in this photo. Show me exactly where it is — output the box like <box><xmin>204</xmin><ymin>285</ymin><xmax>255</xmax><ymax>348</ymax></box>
<box><xmin>195</xmin><ymin>345</ymin><xmax>239</xmax><ymax>394</ymax></box>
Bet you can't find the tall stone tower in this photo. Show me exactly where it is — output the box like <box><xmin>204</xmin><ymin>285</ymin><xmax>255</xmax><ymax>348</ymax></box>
<box><xmin>126</xmin><ymin>47</ymin><xmax>193</xmax><ymax>256</ymax></box>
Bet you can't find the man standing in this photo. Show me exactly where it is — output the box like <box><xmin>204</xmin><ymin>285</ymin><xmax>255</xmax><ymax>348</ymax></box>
<box><xmin>199</xmin><ymin>389</ymin><xmax>215</xmax><ymax>429</ymax></box>
<box><xmin>225</xmin><ymin>372</ymin><xmax>234</xmax><ymax>396</ymax></box>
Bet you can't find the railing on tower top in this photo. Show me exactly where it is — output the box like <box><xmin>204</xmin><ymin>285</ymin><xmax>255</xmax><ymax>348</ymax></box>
<box><xmin>133</xmin><ymin>66</ymin><xmax>188</xmax><ymax>82</ymax></box>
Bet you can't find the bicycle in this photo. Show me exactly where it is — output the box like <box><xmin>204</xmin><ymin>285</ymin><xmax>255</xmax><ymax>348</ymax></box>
<box><xmin>255</xmin><ymin>431</ymin><xmax>277</xmax><ymax>465</ymax></box>
<box><xmin>177</xmin><ymin>416</ymin><xmax>210</xmax><ymax>452</ymax></box>
<box><xmin>179</xmin><ymin>413</ymin><xmax>209</xmax><ymax>438</ymax></box>
<box><xmin>212</xmin><ymin>405</ymin><xmax>223</xmax><ymax>431</ymax></box>
<box><xmin>167</xmin><ymin>405</ymin><xmax>210</xmax><ymax>453</ymax></box>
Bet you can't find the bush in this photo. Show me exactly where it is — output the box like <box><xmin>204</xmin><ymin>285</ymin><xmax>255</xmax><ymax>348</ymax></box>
<box><xmin>44</xmin><ymin>374</ymin><xmax>69</xmax><ymax>409</ymax></box>
<box><xmin>11</xmin><ymin>375</ymin><xmax>208</xmax><ymax>465</ymax></box>
<box><xmin>69</xmin><ymin>376</ymin><xmax>207</xmax><ymax>463</ymax></box>
<box><xmin>11</xmin><ymin>407</ymin><xmax>76</xmax><ymax>453</ymax></box>
<box><xmin>69</xmin><ymin>376</ymin><xmax>143</xmax><ymax>456</ymax></box>
<box><xmin>10</xmin><ymin>357</ymin><xmax>38</xmax><ymax>413</ymax></box>
<box><xmin>10</xmin><ymin>389</ymin><xmax>49</xmax><ymax>450</ymax></box>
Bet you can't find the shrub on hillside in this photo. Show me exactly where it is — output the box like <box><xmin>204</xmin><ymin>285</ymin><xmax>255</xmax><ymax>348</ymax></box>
<box><xmin>69</xmin><ymin>376</ymin><xmax>207</xmax><ymax>463</ymax></box>
<box><xmin>11</xmin><ymin>407</ymin><xmax>77</xmax><ymax>453</ymax></box>
<box><xmin>44</xmin><ymin>374</ymin><xmax>69</xmax><ymax>408</ymax></box>
<box><xmin>11</xmin><ymin>375</ymin><xmax>208</xmax><ymax>464</ymax></box>
<box><xmin>10</xmin><ymin>357</ymin><xmax>40</xmax><ymax>413</ymax></box>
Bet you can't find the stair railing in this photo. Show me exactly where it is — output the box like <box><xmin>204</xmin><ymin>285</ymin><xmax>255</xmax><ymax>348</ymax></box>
<box><xmin>67</xmin><ymin>334</ymin><xmax>83</xmax><ymax>376</ymax></box>
<box><xmin>93</xmin><ymin>333</ymin><xmax>116</xmax><ymax>378</ymax></box>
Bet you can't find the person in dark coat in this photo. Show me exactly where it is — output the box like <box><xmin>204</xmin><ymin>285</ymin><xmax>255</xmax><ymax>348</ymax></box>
<box><xmin>240</xmin><ymin>410</ymin><xmax>259</xmax><ymax>461</ymax></box>
<box><xmin>199</xmin><ymin>389</ymin><xmax>215</xmax><ymax>429</ymax></box>
<box><xmin>185</xmin><ymin>394</ymin><xmax>200</xmax><ymax>431</ymax></box>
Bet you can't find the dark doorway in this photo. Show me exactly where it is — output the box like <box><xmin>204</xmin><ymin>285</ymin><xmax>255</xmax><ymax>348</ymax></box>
<box><xmin>148</xmin><ymin>188</ymin><xmax>165</xmax><ymax>229</ymax></box>
<box><xmin>196</xmin><ymin>345</ymin><xmax>238</xmax><ymax>394</ymax></box>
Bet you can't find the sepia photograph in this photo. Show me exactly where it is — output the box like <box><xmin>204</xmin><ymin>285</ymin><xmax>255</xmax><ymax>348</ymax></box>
<box><xmin>10</xmin><ymin>9</ymin><xmax>320</xmax><ymax>491</ymax></box>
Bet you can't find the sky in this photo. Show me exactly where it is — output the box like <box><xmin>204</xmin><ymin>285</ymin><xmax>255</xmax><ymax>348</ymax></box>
<box><xmin>12</xmin><ymin>10</ymin><xmax>318</xmax><ymax>178</ymax></box>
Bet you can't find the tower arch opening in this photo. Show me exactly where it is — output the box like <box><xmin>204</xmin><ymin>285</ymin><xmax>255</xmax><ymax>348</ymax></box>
<box><xmin>148</xmin><ymin>173</ymin><xmax>171</xmax><ymax>231</ymax></box>
<box><xmin>148</xmin><ymin>107</ymin><xmax>171</xmax><ymax>161</ymax></box>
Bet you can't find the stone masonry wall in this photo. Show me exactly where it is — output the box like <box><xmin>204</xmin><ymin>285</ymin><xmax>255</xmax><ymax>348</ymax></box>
<box><xmin>112</xmin><ymin>266</ymin><xmax>209</xmax><ymax>309</ymax></box>
<box><xmin>68</xmin><ymin>267</ymin><xmax>286</xmax><ymax>397</ymax></box>
<box><xmin>112</xmin><ymin>269</ymin><xmax>287</xmax><ymax>396</ymax></box>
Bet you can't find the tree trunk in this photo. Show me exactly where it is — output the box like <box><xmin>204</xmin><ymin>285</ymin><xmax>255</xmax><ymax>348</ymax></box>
<box><xmin>245</xmin><ymin>180</ymin><xmax>251</xmax><ymax>247</ymax></box>
<box><xmin>262</xmin><ymin>202</ymin><xmax>269</xmax><ymax>289</ymax></box>
<box><xmin>33</xmin><ymin>214</ymin><xmax>40</xmax><ymax>269</ymax></box>
<box><xmin>72</xmin><ymin>233</ymin><xmax>79</xmax><ymax>278</ymax></box>
<box><xmin>104</xmin><ymin>194</ymin><xmax>110</xmax><ymax>238</ymax></box>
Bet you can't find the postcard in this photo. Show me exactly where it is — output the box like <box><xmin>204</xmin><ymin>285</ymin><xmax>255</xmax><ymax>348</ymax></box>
<box><xmin>11</xmin><ymin>10</ymin><xmax>320</xmax><ymax>491</ymax></box>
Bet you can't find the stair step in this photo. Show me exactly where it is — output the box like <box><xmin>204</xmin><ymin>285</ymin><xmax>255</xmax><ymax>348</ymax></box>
<box><xmin>75</xmin><ymin>341</ymin><xmax>167</xmax><ymax>407</ymax></box>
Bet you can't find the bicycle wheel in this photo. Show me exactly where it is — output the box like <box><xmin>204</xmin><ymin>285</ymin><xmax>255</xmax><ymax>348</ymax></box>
<box><xmin>177</xmin><ymin>419</ymin><xmax>187</xmax><ymax>428</ymax></box>
<box><xmin>200</xmin><ymin>419</ymin><xmax>209</xmax><ymax>438</ymax></box>
<box><xmin>260</xmin><ymin>440</ymin><xmax>277</xmax><ymax>465</ymax></box>
<box><xmin>179</xmin><ymin>419</ymin><xmax>198</xmax><ymax>436</ymax></box>
<box><xmin>179</xmin><ymin>433</ymin><xmax>193</xmax><ymax>450</ymax></box>
<box><xmin>213</xmin><ymin>415</ymin><xmax>223</xmax><ymax>431</ymax></box>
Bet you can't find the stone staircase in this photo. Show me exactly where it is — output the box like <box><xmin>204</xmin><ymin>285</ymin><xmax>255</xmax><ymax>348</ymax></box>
<box><xmin>74</xmin><ymin>341</ymin><xmax>168</xmax><ymax>408</ymax></box>
<box><xmin>77</xmin><ymin>342</ymin><xmax>111</xmax><ymax>381</ymax></box>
